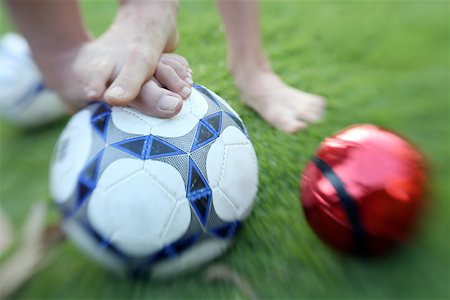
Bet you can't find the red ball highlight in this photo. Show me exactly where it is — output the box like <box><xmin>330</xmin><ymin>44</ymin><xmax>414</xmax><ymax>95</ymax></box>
<box><xmin>300</xmin><ymin>124</ymin><xmax>427</xmax><ymax>256</ymax></box>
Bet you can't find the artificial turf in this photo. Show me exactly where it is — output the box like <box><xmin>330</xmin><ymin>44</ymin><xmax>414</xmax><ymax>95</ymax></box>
<box><xmin>0</xmin><ymin>1</ymin><xmax>449</xmax><ymax>298</ymax></box>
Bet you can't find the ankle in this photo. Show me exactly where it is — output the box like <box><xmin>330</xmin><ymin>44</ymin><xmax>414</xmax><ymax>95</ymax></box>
<box><xmin>228</xmin><ymin>47</ymin><xmax>271</xmax><ymax>73</ymax></box>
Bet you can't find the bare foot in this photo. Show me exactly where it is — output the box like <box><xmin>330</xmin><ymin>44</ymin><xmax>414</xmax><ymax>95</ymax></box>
<box><xmin>133</xmin><ymin>53</ymin><xmax>193</xmax><ymax>118</ymax></box>
<box><xmin>41</xmin><ymin>50</ymin><xmax>192</xmax><ymax>117</ymax></box>
<box><xmin>234</xmin><ymin>70</ymin><xmax>326</xmax><ymax>133</ymax></box>
<box><xmin>32</xmin><ymin>0</ymin><xmax>190</xmax><ymax>118</ymax></box>
<box><xmin>74</xmin><ymin>0</ymin><xmax>183</xmax><ymax>105</ymax></box>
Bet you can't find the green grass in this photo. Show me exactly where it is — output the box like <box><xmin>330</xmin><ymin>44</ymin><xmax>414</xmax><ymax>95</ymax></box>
<box><xmin>1</xmin><ymin>1</ymin><xmax>449</xmax><ymax>298</ymax></box>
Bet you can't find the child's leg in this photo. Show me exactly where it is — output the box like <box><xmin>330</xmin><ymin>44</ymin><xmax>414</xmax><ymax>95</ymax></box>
<box><xmin>6</xmin><ymin>0</ymin><xmax>190</xmax><ymax>117</ymax></box>
<box><xmin>216</xmin><ymin>0</ymin><xmax>325</xmax><ymax>133</ymax></box>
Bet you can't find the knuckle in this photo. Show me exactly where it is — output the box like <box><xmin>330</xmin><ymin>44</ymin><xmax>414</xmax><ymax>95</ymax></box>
<box><xmin>91</xmin><ymin>58</ymin><xmax>110</xmax><ymax>70</ymax></box>
<box><xmin>174</xmin><ymin>79</ymin><xmax>187</xmax><ymax>92</ymax></box>
<box><xmin>155</xmin><ymin>62</ymin><xmax>170</xmax><ymax>75</ymax></box>
<box><xmin>171</xmin><ymin>53</ymin><xmax>187</xmax><ymax>64</ymax></box>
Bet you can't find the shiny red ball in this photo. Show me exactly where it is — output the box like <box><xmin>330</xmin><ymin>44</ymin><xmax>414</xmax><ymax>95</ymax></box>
<box><xmin>300</xmin><ymin>124</ymin><xmax>427</xmax><ymax>256</ymax></box>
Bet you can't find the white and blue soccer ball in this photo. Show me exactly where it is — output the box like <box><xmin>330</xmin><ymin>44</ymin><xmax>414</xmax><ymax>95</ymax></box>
<box><xmin>0</xmin><ymin>33</ymin><xmax>65</xmax><ymax>127</ymax></box>
<box><xmin>49</xmin><ymin>84</ymin><xmax>259</xmax><ymax>278</ymax></box>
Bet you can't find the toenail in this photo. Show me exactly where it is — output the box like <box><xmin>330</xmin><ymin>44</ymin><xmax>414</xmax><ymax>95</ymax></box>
<box><xmin>185</xmin><ymin>77</ymin><xmax>193</xmax><ymax>85</ymax></box>
<box><xmin>85</xmin><ymin>88</ymin><xmax>98</xmax><ymax>98</ymax></box>
<box><xmin>181</xmin><ymin>86</ymin><xmax>191</xmax><ymax>98</ymax></box>
<box><xmin>106</xmin><ymin>86</ymin><xmax>126</xmax><ymax>99</ymax></box>
<box><xmin>159</xmin><ymin>96</ymin><xmax>180</xmax><ymax>112</ymax></box>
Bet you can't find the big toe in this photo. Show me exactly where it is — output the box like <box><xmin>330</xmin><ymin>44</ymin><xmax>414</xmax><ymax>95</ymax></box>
<box><xmin>130</xmin><ymin>79</ymin><xmax>183</xmax><ymax>118</ymax></box>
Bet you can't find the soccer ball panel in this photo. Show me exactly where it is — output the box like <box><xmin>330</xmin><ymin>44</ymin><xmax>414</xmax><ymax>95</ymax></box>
<box><xmin>88</xmin><ymin>170</ymin><xmax>177</xmax><ymax>256</ymax></box>
<box><xmin>4</xmin><ymin>89</ymin><xmax>65</xmax><ymax>127</ymax></box>
<box><xmin>189</xmin><ymin>88</ymin><xmax>209</xmax><ymax>119</ymax></box>
<box><xmin>63</xmin><ymin>219</ymin><xmax>126</xmax><ymax>274</ymax></box>
<box><xmin>211</xmin><ymin>187</ymin><xmax>239</xmax><ymax>222</ymax></box>
<box><xmin>95</xmin><ymin>158</ymin><xmax>144</xmax><ymax>190</ymax></box>
<box><xmin>206</xmin><ymin>126</ymin><xmax>258</xmax><ymax>220</ymax></box>
<box><xmin>205</xmin><ymin>139</ymin><xmax>225</xmax><ymax>189</ymax></box>
<box><xmin>50</xmin><ymin>109</ymin><xmax>93</xmax><ymax>203</ymax></box>
<box><xmin>221</xmin><ymin>126</ymin><xmax>249</xmax><ymax>146</ymax></box>
<box><xmin>152</xmin><ymin>239</ymin><xmax>230</xmax><ymax>279</ymax></box>
<box><xmin>143</xmin><ymin>160</ymin><xmax>187</xmax><ymax>200</ymax></box>
<box><xmin>151</xmin><ymin>114</ymin><xmax>199</xmax><ymax>138</ymax></box>
<box><xmin>220</xmin><ymin>144</ymin><xmax>258</xmax><ymax>220</ymax></box>
<box><xmin>161</xmin><ymin>200</ymin><xmax>191</xmax><ymax>246</ymax></box>
<box><xmin>0</xmin><ymin>33</ymin><xmax>66</xmax><ymax>127</ymax></box>
<box><xmin>208</xmin><ymin>89</ymin><xmax>243</xmax><ymax>123</ymax></box>
<box><xmin>111</xmin><ymin>107</ymin><xmax>152</xmax><ymax>135</ymax></box>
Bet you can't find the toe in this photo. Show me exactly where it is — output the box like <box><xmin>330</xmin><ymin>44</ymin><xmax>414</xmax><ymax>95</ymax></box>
<box><xmin>297</xmin><ymin>107</ymin><xmax>323</xmax><ymax>123</ymax></box>
<box><xmin>310</xmin><ymin>95</ymin><xmax>326</xmax><ymax>111</ymax></box>
<box><xmin>84</xmin><ymin>63</ymin><xmax>114</xmax><ymax>100</ymax></box>
<box><xmin>277</xmin><ymin>117</ymin><xmax>308</xmax><ymax>133</ymax></box>
<box><xmin>131</xmin><ymin>79</ymin><xmax>183</xmax><ymax>118</ymax></box>
<box><xmin>295</xmin><ymin>93</ymin><xmax>326</xmax><ymax>123</ymax></box>
<box><xmin>160</xmin><ymin>56</ymin><xmax>193</xmax><ymax>86</ymax></box>
<box><xmin>268</xmin><ymin>112</ymin><xmax>308</xmax><ymax>133</ymax></box>
<box><xmin>161</xmin><ymin>53</ymin><xmax>190</xmax><ymax>69</ymax></box>
<box><xmin>74</xmin><ymin>56</ymin><xmax>114</xmax><ymax>101</ymax></box>
<box><xmin>154</xmin><ymin>62</ymin><xmax>192</xmax><ymax>99</ymax></box>
<box><xmin>104</xmin><ymin>45</ymin><xmax>155</xmax><ymax>105</ymax></box>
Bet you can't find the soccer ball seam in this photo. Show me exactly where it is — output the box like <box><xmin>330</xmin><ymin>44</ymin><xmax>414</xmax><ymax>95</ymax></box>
<box><xmin>141</xmin><ymin>170</ymin><xmax>179</xmax><ymax>206</ymax></box>
<box><xmin>121</xmin><ymin>107</ymin><xmax>153</xmax><ymax>134</ymax></box>
<box><xmin>92</xmin><ymin>171</ymin><xmax>177</xmax><ymax>245</ymax></box>
<box><xmin>215</xmin><ymin>186</ymin><xmax>239</xmax><ymax>216</ymax></box>
<box><xmin>223</xmin><ymin>142</ymin><xmax>250</xmax><ymax>148</ymax></box>
<box><xmin>217</xmin><ymin>142</ymin><xmax>228</xmax><ymax>191</ymax></box>
<box><xmin>98</xmin><ymin>161</ymin><xmax>144</xmax><ymax>191</ymax></box>
<box><xmin>102</xmin><ymin>169</ymin><xmax>177</xmax><ymax>207</ymax></box>
<box><xmin>222</xmin><ymin>145</ymin><xmax>258</xmax><ymax>216</ymax></box>
<box><xmin>160</xmin><ymin>200</ymin><xmax>189</xmax><ymax>245</ymax></box>
<box><xmin>95</xmin><ymin>158</ymin><xmax>144</xmax><ymax>191</ymax></box>
<box><xmin>143</xmin><ymin>165</ymin><xmax>185</xmax><ymax>202</ymax></box>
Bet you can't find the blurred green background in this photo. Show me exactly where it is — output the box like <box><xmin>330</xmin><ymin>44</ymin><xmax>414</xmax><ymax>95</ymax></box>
<box><xmin>1</xmin><ymin>0</ymin><xmax>449</xmax><ymax>298</ymax></box>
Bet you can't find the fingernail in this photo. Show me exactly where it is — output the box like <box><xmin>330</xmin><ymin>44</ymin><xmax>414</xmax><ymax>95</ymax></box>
<box><xmin>159</xmin><ymin>96</ymin><xmax>180</xmax><ymax>111</ymax></box>
<box><xmin>185</xmin><ymin>76</ymin><xmax>193</xmax><ymax>85</ymax></box>
<box><xmin>106</xmin><ymin>86</ymin><xmax>126</xmax><ymax>100</ymax></box>
<box><xmin>188</xmin><ymin>68</ymin><xmax>193</xmax><ymax>74</ymax></box>
<box><xmin>181</xmin><ymin>86</ymin><xmax>191</xmax><ymax>98</ymax></box>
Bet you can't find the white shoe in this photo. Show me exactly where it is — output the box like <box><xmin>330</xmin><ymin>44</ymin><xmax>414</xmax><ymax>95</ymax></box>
<box><xmin>0</xmin><ymin>33</ymin><xmax>66</xmax><ymax>128</ymax></box>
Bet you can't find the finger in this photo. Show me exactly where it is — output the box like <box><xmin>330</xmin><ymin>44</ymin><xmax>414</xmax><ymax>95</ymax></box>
<box><xmin>131</xmin><ymin>79</ymin><xmax>183</xmax><ymax>118</ymax></box>
<box><xmin>104</xmin><ymin>47</ymin><xmax>155</xmax><ymax>105</ymax></box>
<box><xmin>155</xmin><ymin>63</ymin><xmax>192</xmax><ymax>99</ymax></box>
